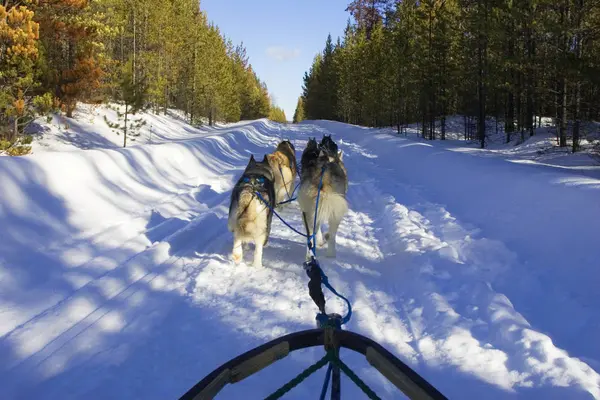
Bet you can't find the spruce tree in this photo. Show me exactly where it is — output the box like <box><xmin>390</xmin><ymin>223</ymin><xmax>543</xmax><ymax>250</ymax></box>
<box><xmin>293</xmin><ymin>97</ymin><xmax>305</xmax><ymax>123</ymax></box>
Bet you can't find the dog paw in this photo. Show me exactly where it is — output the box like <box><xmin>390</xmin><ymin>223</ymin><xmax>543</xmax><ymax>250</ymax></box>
<box><xmin>252</xmin><ymin>262</ymin><xmax>263</xmax><ymax>268</ymax></box>
<box><xmin>326</xmin><ymin>249</ymin><xmax>336</xmax><ymax>258</ymax></box>
<box><xmin>232</xmin><ymin>253</ymin><xmax>243</xmax><ymax>264</ymax></box>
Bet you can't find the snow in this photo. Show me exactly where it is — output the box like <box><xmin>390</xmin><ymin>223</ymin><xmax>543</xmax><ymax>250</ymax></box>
<box><xmin>1</xmin><ymin>105</ymin><xmax>600</xmax><ymax>399</ymax></box>
<box><xmin>388</xmin><ymin>115</ymin><xmax>600</xmax><ymax>180</ymax></box>
<box><xmin>24</xmin><ymin>103</ymin><xmax>228</xmax><ymax>153</ymax></box>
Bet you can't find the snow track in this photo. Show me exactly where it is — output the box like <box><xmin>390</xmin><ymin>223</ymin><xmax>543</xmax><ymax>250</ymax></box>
<box><xmin>1</xmin><ymin>117</ymin><xmax>599</xmax><ymax>399</ymax></box>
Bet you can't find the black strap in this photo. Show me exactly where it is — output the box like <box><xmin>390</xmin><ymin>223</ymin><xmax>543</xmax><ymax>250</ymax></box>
<box><xmin>304</xmin><ymin>258</ymin><xmax>326</xmax><ymax>315</ymax></box>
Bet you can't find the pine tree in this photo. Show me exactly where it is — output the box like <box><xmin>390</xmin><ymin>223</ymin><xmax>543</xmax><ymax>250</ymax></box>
<box><xmin>269</xmin><ymin>105</ymin><xmax>287</xmax><ymax>123</ymax></box>
<box><xmin>104</xmin><ymin>58</ymin><xmax>147</xmax><ymax>147</ymax></box>
<box><xmin>293</xmin><ymin>96</ymin><xmax>305</xmax><ymax>123</ymax></box>
<box><xmin>346</xmin><ymin>0</ymin><xmax>389</xmax><ymax>39</ymax></box>
<box><xmin>300</xmin><ymin>0</ymin><xmax>600</xmax><ymax>152</ymax></box>
<box><xmin>34</xmin><ymin>0</ymin><xmax>109</xmax><ymax>117</ymax></box>
<box><xmin>0</xmin><ymin>3</ymin><xmax>55</xmax><ymax>146</ymax></box>
<box><xmin>0</xmin><ymin>4</ymin><xmax>40</xmax><ymax>140</ymax></box>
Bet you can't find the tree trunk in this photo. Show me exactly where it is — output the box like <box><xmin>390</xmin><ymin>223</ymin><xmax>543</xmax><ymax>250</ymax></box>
<box><xmin>12</xmin><ymin>117</ymin><xmax>18</xmax><ymax>141</ymax></box>
<box><xmin>506</xmin><ymin>89</ymin><xmax>514</xmax><ymax>143</ymax></box>
<box><xmin>526</xmin><ymin>26</ymin><xmax>535</xmax><ymax>137</ymax></box>
<box><xmin>516</xmin><ymin>70</ymin><xmax>522</xmax><ymax>135</ymax></box>
<box><xmin>164</xmin><ymin>85</ymin><xmax>168</xmax><ymax>114</ymax></box>
<box><xmin>573</xmin><ymin>82</ymin><xmax>581</xmax><ymax>152</ymax></box>
<box><xmin>477</xmin><ymin>0</ymin><xmax>488</xmax><ymax>149</ymax></box>
<box><xmin>572</xmin><ymin>0</ymin><xmax>583</xmax><ymax>152</ymax></box>
<box><xmin>441</xmin><ymin>115</ymin><xmax>446</xmax><ymax>140</ymax></box>
<box><xmin>133</xmin><ymin>8</ymin><xmax>137</xmax><ymax>96</ymax></box>
<box><xmin>477</xmin><ymin>37</ymin><xmax>486</xmax><ymax>147</ymax></box>
<box><xmin>558</xmin><ymin>1</ymin><xmax>569</xmax><ymax>148</ymax></box>
<box><xmin>505</xmin><ymin>21</ymin><xmax>515</xmax><ymax>143</ymax></box>
<box><xmin>559</xmin><ymin>77</ymin><xmax>568</xmax><ymax>147</ymax></box>
<box><xmin>191</xmin><ymin>42</ymin><xmax>197</xmax><ymax>125</ymax></box>
<box><xmin>495</xmin><ymin>92</ymin><xmax>499</xmax><ymax>137</ymax></box>
<box><xmin>441</xmin><ymin>59</ymin><xmax>446</xmax><ymax>141</ymax></box>
<box><xmin>124</xmin><ymin>103</ymin><xmax>128</xmax><ymax>148</ymax></box>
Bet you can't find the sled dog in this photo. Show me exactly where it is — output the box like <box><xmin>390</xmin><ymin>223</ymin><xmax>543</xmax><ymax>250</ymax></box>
<box><xmin>298</xmin><ymin>136</ymin><xmax>348</xmax><ymax>259</ymax></box>
<box><xmin>227</xmin><ymin>154</ymin><xmax>275</xmax><ymax>267</ymax></box>
<box><xmin>266</xmin><ymin>140</ymin><xmax>297</xmax><ymax>205</ymax></box>
<box><xmin>319</xmin><ymin>134</ymin><xmax>339</xmax><ymax>159</ymax></box>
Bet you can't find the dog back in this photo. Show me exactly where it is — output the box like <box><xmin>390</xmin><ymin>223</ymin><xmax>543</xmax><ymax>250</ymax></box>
<box><xmin>228</xmin><ymin>155</ymin><xmax>275</xmax><ymax>241</ymax></box>
<box><xmin>301</xmin><ymin>138</ymin><xmax>319</xmax><ymax>171</ymax></box>
<box><xmin>276</xmin><ymin>140</ymin><xmax>297</xmax><ymax>176</ymax></box>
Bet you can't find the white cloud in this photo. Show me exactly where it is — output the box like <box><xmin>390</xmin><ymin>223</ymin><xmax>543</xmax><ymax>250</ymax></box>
<box><xmin>266</xmin><ymin>46</ymin><xmax>301</xmax><ymax>62</ymax></box>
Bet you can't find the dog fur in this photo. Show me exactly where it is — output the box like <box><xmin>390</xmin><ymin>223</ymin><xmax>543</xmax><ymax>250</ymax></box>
<box><xmin>319</xmin><ymin>134</ymin><xmax>338</xmax><ymax>158</ymax></box>
<box><xmin>227</xmin><ymin>154</ymin><xmax>275</xmax><ymax>267</ymax></box>
<box><xmin>266</xmin><ymin>140</ymin><xmax>297</xmax><ymax>205</ymax></box>
<box><xmin>298</xmin><ymin>136</ymin><xmax>348</xmax><ymax>259</ymax></box>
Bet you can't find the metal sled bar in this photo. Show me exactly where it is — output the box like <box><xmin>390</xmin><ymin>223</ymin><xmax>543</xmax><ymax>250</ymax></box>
<box><xmin>178</xmin><ymin>329</ymin><xmax>447</xmax><ymax>400</ymax></box>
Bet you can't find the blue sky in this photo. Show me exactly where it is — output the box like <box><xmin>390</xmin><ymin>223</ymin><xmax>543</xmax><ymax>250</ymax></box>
<box><xmin>200</xmin><ymin>0</ymin><xmax>350</xmax><ymax>121</ymax></box>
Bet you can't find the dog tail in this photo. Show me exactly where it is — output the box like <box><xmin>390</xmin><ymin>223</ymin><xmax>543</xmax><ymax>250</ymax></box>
<box><xmin>314</xmin><ymin>191</ymin><xmax>348</xmax><ymax>225</ymax></box>
<box><xmin>228</xmin><ymin>191</ymin><xmax>253</xmax><ymax>231</ymax></box>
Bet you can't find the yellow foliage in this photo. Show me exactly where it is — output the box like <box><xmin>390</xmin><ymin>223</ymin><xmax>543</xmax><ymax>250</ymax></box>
<box><xmin>7</xmin><ymin>145</ymin><xmax>32</xmax><ymax>156</ymax></box>
<box><xmin>0</xmin><ymin>5</ymin><xmax>39</xmax><ymax>61</ymax></box>
<box><xmin>0</xmin><ymin>140</ymin><xmax>11</xmax><ymax>151</ymax></box>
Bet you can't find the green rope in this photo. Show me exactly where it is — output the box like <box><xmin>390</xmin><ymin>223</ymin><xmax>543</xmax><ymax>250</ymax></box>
<box><xmin>263</xmin><ymin>348</ymin><xmax>382</xmax><ymax>400</ymax></box>
<box><xmin>264</xmin><ymin>353</ymin><xmax>332</xmax><ymax>400</ymax></box>
<box><xmin>330</xmin><ymin>355</ymin><xmax>382</xmax><ymax>400</ymax></box>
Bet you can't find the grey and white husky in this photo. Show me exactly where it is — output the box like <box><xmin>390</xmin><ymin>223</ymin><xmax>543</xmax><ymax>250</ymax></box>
<box><xmin>227</xmin><ymin>154</ymin><xmax>275</xmax><ymax>267</ymax></box>
<box><xmin>298</xmin><ymin>137</ymin><xmax>348</xmax><ymax>259</ymax></box>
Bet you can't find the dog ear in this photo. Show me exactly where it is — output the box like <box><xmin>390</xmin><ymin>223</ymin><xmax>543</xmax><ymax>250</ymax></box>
<box><xmin>249</xmin><ymin>154</ymin><xmax>256</xmax><ymax>165</ymax></box>
<box><xmin>338</xmin><ymin>150</ymin><xmax>343</xmax><ymax>161</ymax></box>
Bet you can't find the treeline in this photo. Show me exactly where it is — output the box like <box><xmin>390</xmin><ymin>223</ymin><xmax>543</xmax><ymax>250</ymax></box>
<box><xmin>1</xmin><ymin>0</ymin><xmax>284</xmax><ymax>150</ymax></box>
<box><xmin>297</xmin><ymin>0</ymin><xmax>600</xmax><ymax>151</ymax></box>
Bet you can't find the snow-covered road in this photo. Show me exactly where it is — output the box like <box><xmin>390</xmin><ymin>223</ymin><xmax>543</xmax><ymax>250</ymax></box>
<box><xmin>1</xmin><ymin>117</ymin><xmax>599</xmax><ymax>399</ymax></box>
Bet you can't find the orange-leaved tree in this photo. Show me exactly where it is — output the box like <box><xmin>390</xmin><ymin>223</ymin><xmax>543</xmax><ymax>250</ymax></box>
<box><xmin>34</xmin><ymin>0</ymin><xmax>108</xmax><ymax>117</ymax></box>
<box><xmin>0</xmin><ymin>3</ymin><xmax>40</xmax><ymax>140</ymax></box>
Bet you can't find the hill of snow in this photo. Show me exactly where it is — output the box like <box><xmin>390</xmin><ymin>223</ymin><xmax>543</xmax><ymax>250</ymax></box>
<box><xmin>1</xmin><ymin>105</ymin><xmax>599</xmax><ymax>399</ymax></box>
<box><xmin>24</xmin><ymin>103</ymin><xmax>244</xmax><ymax>153</ymax></box>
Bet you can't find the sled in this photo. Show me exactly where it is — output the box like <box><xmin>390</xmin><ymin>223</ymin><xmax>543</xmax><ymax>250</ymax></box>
<box><xmin>178</xmin><ymin>314</ymin><xmax>447</xmax><ymax>400</ymax></box>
